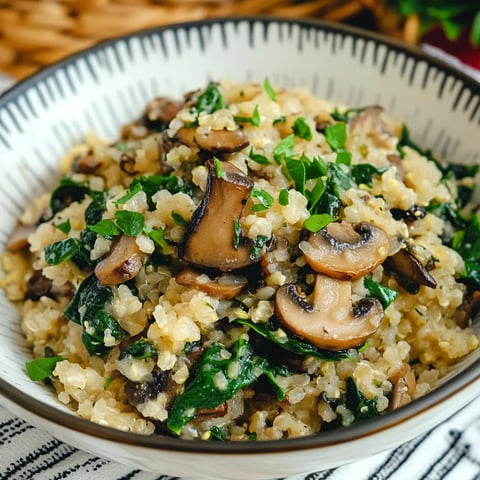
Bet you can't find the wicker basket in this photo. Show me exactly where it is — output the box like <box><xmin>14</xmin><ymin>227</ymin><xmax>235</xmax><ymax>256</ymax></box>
<box><xmin>0</xmin><ymin>0</ymin><xmax>364</xmax><ymax>79</ymax></box>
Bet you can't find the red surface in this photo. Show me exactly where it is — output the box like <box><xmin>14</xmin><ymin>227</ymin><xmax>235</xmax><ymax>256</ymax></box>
<box><xmin>422</xmin><ymin>27</ymin><xmax>480</xmax><ymax>70</ymax></box>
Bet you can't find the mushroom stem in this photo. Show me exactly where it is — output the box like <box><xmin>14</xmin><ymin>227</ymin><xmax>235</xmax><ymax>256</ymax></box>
<box><xmin>179</xmin><ymin>159</ymin><xmax>254</xmax><ymax>272</ymax></box>
<box><xmin>275</xmin><ymin>274</ymin><xmax>384</xmax><ymax>350</ymax></box>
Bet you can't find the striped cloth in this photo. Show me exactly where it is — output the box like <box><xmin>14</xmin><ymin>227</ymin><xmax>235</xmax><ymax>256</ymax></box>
<box><xmin>1</xmin><ymin>396</ymin><xmax>480</xmax><ymax>480</ymax></box>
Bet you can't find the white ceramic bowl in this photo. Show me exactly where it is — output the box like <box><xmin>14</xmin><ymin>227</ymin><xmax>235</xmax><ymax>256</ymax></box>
<box><xmin>0</xmin><ymin>17</ymin><xmax>479</xmax><ymax>480</ymax></box>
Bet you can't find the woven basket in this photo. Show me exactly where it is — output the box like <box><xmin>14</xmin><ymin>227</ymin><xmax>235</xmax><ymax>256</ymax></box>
<box><xmin>0</xmin><ymin>0</ymin><xmax>364</xmax><ymax>79</ymax></box>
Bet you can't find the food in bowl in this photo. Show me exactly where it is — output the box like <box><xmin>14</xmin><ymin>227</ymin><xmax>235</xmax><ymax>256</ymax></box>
<box><xmin>1</xmin><ymin>80</ymin><xmax>479</xmax><ymax>441</ymax></box>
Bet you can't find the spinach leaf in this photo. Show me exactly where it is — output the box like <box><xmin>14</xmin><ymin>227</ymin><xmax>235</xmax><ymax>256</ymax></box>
<box><xmin>167</xmin><ymin>338</ymin><xmax>275</xmax><ymax>435</ymax></box>
<box><xmin>209</xmin><ymin>426</ymin><xmax>228</xmax><ymax>441</ymax></box>
<box><xmin>345</xmin><ymin>377</ymin><xmax>378</xmax><ymax>420</ymax></box>
<box><xmin>50</xmin><ymin>178</ymin><xmax>90</xmax><ymax>216</ymax></box>
<box><xmin>171</xmin><ymin>211</ymin><xmax>188</xmax><ymax>227</ymax></box>
<box><xmin>25</xmin><ymin>355</ymin><xmax>64</xmax><ymax>381</ymax></box>
<box><xmin>236</xmin><ymin>318</ymin><xmax>354</xmax><ymax>361</ymax></box>
<box><xmin>120</xmin><ymin>339</ymin><xmax>157</xmax><ymax>360</ymax></box>
<box><xmin>351</xmin><ymin>164</ymin><xmax>388</xmax><ymax>188</ymax></box>
<box><xmin>64</xmin><ymin>274</ymin><xmax>125</xmax><ymax>355</ymax></box>
<box><xmin>44</xmin><ymin>238</ymin><xmax>93</xmax><ymax>267</ymax></box>
<box><xmin>116</xmin><ymin>175</ymin><xmax>189</xmax><ymax>207</ymax></box>
<box><xmin>364</xmin><ymin>275</ymin><xmax>398</xmax><ymax>309</ymax></box>
<box><xmin>452</xmin><ymin>213</ymin><xmax>480</xmax><ymax>288</ymax></box>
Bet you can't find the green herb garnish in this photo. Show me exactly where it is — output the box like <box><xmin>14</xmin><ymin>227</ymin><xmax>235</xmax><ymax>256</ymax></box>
<box><xmin>364</xmin><ymin>275</ymin><xmax>398</xmax><ymax>309</ymax></box>
<box><xmin>56</xmin><ymin>219</ymin><xmax>71</xmax><ymax>234</ymax></box>
<box><xmin>273</xmin><ymin>134</ymin><xmax>295</xmax><ymax>165</ymax></box>
<box><xmin>171</xmin><ymin>211</ymin><xmax>188</xmax><ymax>227</ymax></box>
<box><xmin>25</xmin><ymin>356</ymin><xmax>64</xmax><ymax>381</ymax></box>
<box><xmin>303</xmin><ymin>213</ymin><xmax>335</xmax><ymax>233</ymax></box>
<box><xmin>120</xmin><ymin>339</ymin><xmax>157</xmax><ymax>360</ymax></box>
<box><xmin>263</xmin><ymin>77</ymin><xmax>276</xmax><ymax>101</ymax></box>
<box><xmin>248</xmin><ymin>147</ymin><xmax>271</xmax><ymax>165</ymax></box>
<box><xmin>278</xmin><ymin>189</ymin><xmax>289</xmax><ymax>206</ymax></box>
<box><xmin>87</xmin><ymin>219</ymin><xmax>120</xmax><ymax>239</ymax></box>
<box><xmin>114</xmin><ymin>210</ymin><xmax>145</xmax><ymax>237</ymax></box>
<box><xmin>251</xmin><ymin>188</ymin><xmax>274</xmax><ymax>212</ymax></box>
<box><xmin>292</xmin><ymin>117</ymin><xmax>313</xmax><ymax>141</ymax></box>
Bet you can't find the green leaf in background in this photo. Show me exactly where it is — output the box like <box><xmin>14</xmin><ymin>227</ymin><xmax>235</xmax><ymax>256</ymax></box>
<box><xmin>263</xmin><ymin>77</ymin><xmax>277</xmax><ymax>102</ymax></box>
<box><xmin>471</xmin><ymin>11</ymin><xmax>480</xmax><ymax>46</ymax></box>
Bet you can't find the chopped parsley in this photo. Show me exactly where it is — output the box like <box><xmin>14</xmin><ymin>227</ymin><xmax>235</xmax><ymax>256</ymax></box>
<box><xmin>234</xmin><ymin>105</ymin><xmax>260</xmax><ymax>126</ymax></box>
<box><xmin>119</xmin><ymin>339</ymin><xmax>157</xmax><ymax>360</ymax></box>
<box><xmin>278</xmin><ymin>189</ymin><xmax>289</xmax><ymax>206</ymax></box>
<box><xmin>263</xmin><ymin>77</ymin><xmax>276</xmax><ymax>102</ymax></box>
<box><xmin>25</xmin><ymin>356</ymin><xmax>64</xmax><ymax>381</ymax></box>
<box><xmin>303</xmin><ymin>213</ymin><xmax>335</xmax><ymax>233</ymax></box>
<box><xmin>248</xmin><ymin>147</ymin><xmax>271</xmax><ymax>165</ymax></box>
<box><xmin>292</xmin><ymin>117</ymin><xmax>312</xmax><ymax>141</ymax></box>
<box><xmin>364</xmin><ymin>275</ymin><xmax>398</xmax><ymax>309</ymax></box>
<box><xmin>56</xmin><ymin>219</ymin><xmax>71</xmax><ymax>234</ymax></box>
<box><xmin>213</xmin><ymin>157</ymin><xmax>225</xmax><ymax>179</ymax></box>
<box><xmin>114</xmin><ymin>210</ymin><xmax>145</xmax><ymax>237</ymax></box>
<box><xmin>273</xmin><ymin>134</ymin><xmax>295</xmax><ymax>165</ymax></box>
<box><xmin>195</xmin><ymin>83</ymin><xmax>225</xmax><ymax>114</ymax></box>
<box><xmin>87</xmin><ymin>219</ymin><xmax>120</xmax><ymax>239</ymax></box>
<box><xmin>251</xmin><ymin>188</ymin><xmax>274</xmax><ymax>212</ymax></box>
<box><xmin>171</xmin><ymin>211</ymin><xmax>188</xmax><ymax>227</ymax></box>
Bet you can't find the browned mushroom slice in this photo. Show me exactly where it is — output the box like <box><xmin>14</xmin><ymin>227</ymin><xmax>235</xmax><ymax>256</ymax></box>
<box><xmin>174</xmin><ymin>127</ymin><xmax>249</xmax><ymax>154</ymax></box>
<box><xmin>275</xmin><ymin>274</ymin><xmax>384</xmax><ymax>350</ymax></box>
<box><xmin>196</xmin><ymin>402</ymin><xmax>228</xmax><ymax>418</ymax></box>
<box><xmin>179</xmin><ymin>160</ymin><xmax>254</xmax><ymax>272</ymax></box>
<box><xmin>75</xmin><ymin>152</ymin><xmax>101</xmax><ymax>174</ymax></box>
<box><xmin>119</xmin><ymin>153</ymin><xmax>138</xmax><ymax>175</ymax></box>
<box><xmin>456</xmin><ymin>290</ymin><xmax>480</xmax><ymax>328</ymax></box>
<box><xmin>389</xmin><ymin>363</ymin><xmax>416</xmax><ymax>410</ymax></box>
<box><xmin>94</xmin><ymin>235</ymin><xmax>143</xmax><ymax>286</ymax></box>
<box><xmin>143</xmin><ymin>97</ymin><xmax>182</xmax><ymax>130</ymax></box>
<box><xmin>176</xmin><ymin>268</ymin><xmax>247</xmax><ymax>299</ymax></box>
<box><xmin>7</xmin><ymin>223</ymin><xmax>36</xmax><ymax>252</ymax></box>
<box><xmin>384</xmin><ymin>248</ymin><xmax>437</xmax><ymax>294</ymax></box>
<box><xmin>121</xmin><ymin>122</ymin><xmax>149</xmax><ymax>140</ymax></box>
<box><xmin>299</xmin><ymin>222</ymin><xmax>390</xmax><ymax>280</ymax></box>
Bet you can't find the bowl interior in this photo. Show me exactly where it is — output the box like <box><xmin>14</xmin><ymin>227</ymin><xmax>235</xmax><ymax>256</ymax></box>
<box><xmin>0</xmin><ymin>16</ymin><xmax>479</xmax><ymax>451</ymax></box>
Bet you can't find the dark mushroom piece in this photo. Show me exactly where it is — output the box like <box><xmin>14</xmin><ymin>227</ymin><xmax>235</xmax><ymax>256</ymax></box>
<box><xmin>94</xmin><ymin>235</ymin><xmax>143</xmax><ymax>286</ymax></box>
<box><xmin>74</xmin><ymin>152</ymin><xmax>101</xmax><ymax>174</ymax></box>
<box><xmin>176</xmin><ymin>268</ymin><xmax>248</xmax><ymax>299</ymax></box>
<box><xmin>275</xmin><ymin>273</ymin><xmax>384</xmax><ymax>350</ymax></box>
<box><xmin>389</xmin><ymin>363</ymin><xmax>416</xmax><ymax>410</ymax></box>
<box><xmin>179</xmin><ymin>159</ymin><xmax>254</xmax><ymax>272</ymax></box>
<box><xmin>299</xmin><ymin>222</ymin><xmax>390</xmax><ymax>281</ymax></box>
<box><xmin>25</xmin><ymin>270</ymin><xmax>53</xmax><ymax>301</ymax></box>
<box><xmin>174</xmin><ymin>127</ymin><xmax>249</xmax><ymax>154</ymax></box>
<box><xmin>142</xmin><ymin>97</ymin><xmax>182</xmax><ymax>131</ymax></box>
<box><xmin>384</xmin><ymin>248</ymin><xmax>437</xmax><ymax>294</ymax></box>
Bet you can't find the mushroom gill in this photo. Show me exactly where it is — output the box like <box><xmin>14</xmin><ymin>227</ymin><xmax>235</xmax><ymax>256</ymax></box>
<box><xmin>178</xmin><ymin>159</ymin><xmax>254</xmax><ymax>272</ymax></box>
<box><xmin>299</xmin><ymin>221</ymin><xmax>390</xmax><ymax>280</ymax></box>
<box><xmin>275</xmin><ymin>274</ymin><xmax>384</xmax><ymax>350</ymax></box>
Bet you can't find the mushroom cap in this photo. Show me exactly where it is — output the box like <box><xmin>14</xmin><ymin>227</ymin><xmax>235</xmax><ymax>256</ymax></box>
<box><xmin>179</xmin><ymin>159</ymin><xmax>254</xmax><ymax>272</ymax></box>
<box><xmin>174</xmin><ymin>127</ymin><xmax>249</xmax><ymax>154</ymax></box>
<box><xmin>299</xmin><ymin>221</ymin><xmax>390</xmax><ymax>280</ymax></box>
<box><xmin>175</xmin><ymin>268</ymin><xmax>247</xmax><ymax>299</ymax></box>
<box><xmin>275</xmin><ymin>274</ymin><xmax>384</xmax><ymax>350</ymax></box>
<box><xmin>94</xmin><ymin>235</ymin><xmax>143</xmax><ymax>286</ymax></box>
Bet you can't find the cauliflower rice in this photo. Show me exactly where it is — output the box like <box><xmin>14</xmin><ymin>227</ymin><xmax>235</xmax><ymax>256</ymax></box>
<box><xmin>1</xmin><ymin>80</ymin><xmax>480</xmax><ymax>441</ymax></box>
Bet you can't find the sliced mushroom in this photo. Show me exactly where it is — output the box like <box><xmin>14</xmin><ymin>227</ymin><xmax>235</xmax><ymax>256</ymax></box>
<box><xmin>389</xmin><ymin>363</ymin><xmax>416</xmax><ymax>410</ymax></box>
<box><xmin>196</xmin><ymin>402</ymin><xmax>228</xmax><ymax>418</ymax></box>
<box><xmin>384</xmin><ymin>248</ymin><xmax>437</xmax><ymax>294</ymax></box>
<box><xmin>119</xmin><ymin>153</ymin><xmax>138</xmax><ymax>175</ymax></box>
<box><xmin>121</xmin><ymin>122</ymin><xmax>149</xmax><ymax>140</ymax></box>
<box><xmin>74</xmin><ymin>152</ymin><xmax>101</xmax><ymax>174</ymax></box>
<box><xmin>314</xmin><ymin>111</ymin><xmax>334</xmax><ymax>133</ymax></box>
<box><xmin>142</xmin><ymin>96</ymin><xmax>182</xmax><ymax>131</ymax></box>
<box><xmin>174</xmin><ymin>127</ymin><xmax>249</xmax><ymax>154</ymax></box>
<box><xmin>94</xmin><ymin>235</ymin><xmax>143</xmax><ymax>286</ymax></box>
<box><xmin>455</xmin><ymin>290</ymin><xmax>480</xmax><ymax>328</ymax></box>
<box><xmin>26</xmin><ymin>270</ymin><xmax>53</xmax><ymax>301</ymax></box>
<box><xmin>176</xmin><ymin>268</ymin><xmax>247</xmax><ymax>299</ymax></box>
<box><xmin>275</xmin><ymin>273</ymin><xmax>384</xmax><ymax>350</ymax></box>
<box><xmin>179</xmin><ymin>159</ymin><xmax>254</xmax><ymax>272</ymax></box>
<box><xmin>7</xmin><ymin>223</ymin><xmax>36</xmax><ymax>252</ymax></box>
<box><xmin>299</xmin><ymin>222</ymin><xmax>390</xmax><ymax>280</ymax></box>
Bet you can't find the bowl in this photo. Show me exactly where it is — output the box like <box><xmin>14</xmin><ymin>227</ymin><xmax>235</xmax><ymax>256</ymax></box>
<box><xmin>0</xmin><ymin>16</ymin><xmax>479</xmax><ymax>480</ymax></box>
